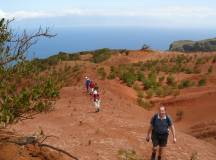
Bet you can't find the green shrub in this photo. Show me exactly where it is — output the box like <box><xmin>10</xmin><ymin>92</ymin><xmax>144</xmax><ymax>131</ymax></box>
<box><xmin>143</xmin><ymin>72</ymin><xmax>158</xmax><ymax>90</ymax></box>
<box><xmin>154</xmin><ymin>87</ymin><xmax>163</xmax><ymax>97</ymax></box>
<box><xmin>161</xmin><ymin>85</ymin><xmax>174</xmax><ymax>97</ymax></box>
<box><xmin>193</xmin><ymin>65</ymin><xmax>201</xmax><ymax>74</ymax></box>
<box><xmin>120</xmin><ymin>71</ymin><xmax>137</xmax><ymax>87</ymax></box>
<box><xmin>43</xmin><ymin>79</ymin><xmax>59</xmax><ymax>98</ymax></box>
<box><xmin>136</xmin><ymin>71</ymin><xmax>145</xmax><ymax>81</ymax></box>
<box><xmin>91</xmin><ymin>48</ymin><xmax>112</xmax><ymax>63</ymax></box>
<box><xmin>68</xmin><ymin>53</ymin><xmax>80</xmax><ymax>60</ymax></box>
<box><xmin>198</xmin><ymin>78</ymin><xmax>206</xmax><ymax>86</ymax></box>
<box><xmin>97</xmin><ymin>67</ymin><xmax>107</xmax><ymax>80</ymax></box>
<box><xmin>137</xmin><ymin>98</ymin><xmax>153</xmax><ymax>110</ymax></box>
<box><xmin>166</xmin><ymin>74</ymin><xmax>176</xmax><ymax>86</ymax></box>
<box><xmin>108</xmin><ymin>66</ymin><xmax>117</xmax><ymax>79</ymax></box>
<box><xmin>178</xmin><ymin>80</ymin><xmax>195</xmax><ymax>89</ymax></box>
<box><xmin>133</xmin><ymin>83</ymin><xmax>144</xmax><ymax>98</ymax></box>
<box><xmin>34</xmin><ymin>101</ymin><xmax>51</xmax><ymax>112</ymax></box>
<box><xmin>145</xmin><ymin>89</ymin><xmax>154</xmax><ymax>98</ymax></box>
<box><xmin>184</xmin><ymin>67</ymin><xmax>193</xmax><ymax>74</ymax></box>
<box><xmin>158</xmin><ymin>76</ymin><xmax>165</xmax><ymax>83</ymax></box>
<box><xmin>208</xmin><ymin>65</ymin><xmax>213</xmax><ymax>74</ymax></box>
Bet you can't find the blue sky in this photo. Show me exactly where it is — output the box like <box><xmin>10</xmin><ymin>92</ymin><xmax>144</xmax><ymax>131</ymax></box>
<box><xmin>1</xmin><ymin>0</ymin><xmax>216</xmax><ymax>28</ymax></box>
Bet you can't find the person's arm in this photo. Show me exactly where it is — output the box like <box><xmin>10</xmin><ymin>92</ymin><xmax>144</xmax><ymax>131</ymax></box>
<box><xmin>146</xmin><ymin>125</ymin><xmax>153</xmax><ymax>142</ymax></box>
<box><xmin>170</xmin><ymin>124</ymin><xmax>176</xmax><ymax>143</ymax></box>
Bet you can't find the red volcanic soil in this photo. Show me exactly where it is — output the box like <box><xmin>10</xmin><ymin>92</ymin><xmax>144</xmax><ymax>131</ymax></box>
<box><xmin>1</xmin><ymin>51</ymin><xmax>216</xmax><ymax>160</ymax></box>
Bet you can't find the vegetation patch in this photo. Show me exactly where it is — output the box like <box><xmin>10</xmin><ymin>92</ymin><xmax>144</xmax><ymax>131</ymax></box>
<box><xmin>91</xmin><ymin>48</ymin><xmax>112</xmax><ymax>63</ymax></box>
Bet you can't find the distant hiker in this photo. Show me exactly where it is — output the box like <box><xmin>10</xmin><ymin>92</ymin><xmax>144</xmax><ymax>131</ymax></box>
<box><xmin>146</xmin><ymin>105</ymin><xmax>176</xmax><ymax>160</ymax></box>
<box><xmin>93</xmin><ymin>88</ymin><xmax>100</xmax><ymax>112</ymax></box>
<box><xmin>85</xmin><ymin>76</ymin><xmax>91</xmax><ymax>94</ymax></box>
<box><xmin>89</xmin><ymin>80</ymin><xmax>95</xmax><ymax>95</ymax></box>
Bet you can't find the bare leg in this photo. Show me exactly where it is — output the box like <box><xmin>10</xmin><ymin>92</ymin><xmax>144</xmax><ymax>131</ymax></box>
<box><xmin>158</xmin><ymin>147</ymin><xmax>165</xmax><ymax>160</ymax></box>
<box><xmin>151</xmin><ymin>147</ymin><xmax>157</xmax><ymax>160</ymax></box>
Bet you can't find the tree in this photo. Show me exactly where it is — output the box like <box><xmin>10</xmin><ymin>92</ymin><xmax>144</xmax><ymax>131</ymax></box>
<box><xmin>141</xmin><ymin>44</ymin><xmax>150</xmax><ymax>51</ymax></box>
<box><xmin>0</xmin><ymin>18</ymin><xmax>56</xmax><ymax>67</ymax></box>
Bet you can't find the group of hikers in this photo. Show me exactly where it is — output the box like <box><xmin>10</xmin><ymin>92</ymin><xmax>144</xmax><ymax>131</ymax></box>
<box><xmin>84</xmin><ymin>76</ymin><xmax>176</xmax><ymax>160</ymax></box>
<box><xmin>85</xmin><ymin>76</ymin><xmax>101</xmax><ymax>112</ymax></box>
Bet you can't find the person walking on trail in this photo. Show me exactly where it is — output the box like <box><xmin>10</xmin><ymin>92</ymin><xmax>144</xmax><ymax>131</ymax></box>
<box><xmin>93</xmin><ymin>87</ymin><xmax>100</xmax><ymax>112</ymax></box>
<box><xmin>85</xmin><ymin>76</ymin><xmax>91</xmax><ymax>94</ymax></box>
<box><xmin>146</xmin><ymin>105</ymin><xmax>176</xmax><ymax>160</ymax></box>
<box><xmin>89</xmin><ymin>80</ymin><xmax>95</xmax><ymax>95</ymax></box>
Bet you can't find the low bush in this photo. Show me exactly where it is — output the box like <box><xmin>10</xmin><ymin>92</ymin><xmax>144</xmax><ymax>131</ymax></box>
<box><xmin>178</xmin><ymin>80</ymin><xmax>195</xmax><ymax>89</ymax></box>
<box><xmin>137</xmin><ymin>98</ymin><xmax>153</xmax><ymax>110</ymax></box>
<box><xmin>97</xmin><ymin>67</ymin><xmax>107</xmax><ymax>80</ymax></box>
<box><xmin>198</xmin><ymin>78</ymin><xmax>206</xmax><ymax>86</ymax></box>
<box><xmin>108</xmin><ymin>66</ymin><xmax>117</xmax><ymax>79</ymax></box>
<box><xmin>120</xmin><ymin>71</ymin><xmax>137</xmax><ymax>87</ymax></box>
<box><xmin>91</xmin><ymin>48</ymin><xmax>112</xmax><ymax>63</ymax></box>
<box><xmin>166</xmin><ymin>74</ymin><xmax>176</xmax><ymax>87</ymax></box>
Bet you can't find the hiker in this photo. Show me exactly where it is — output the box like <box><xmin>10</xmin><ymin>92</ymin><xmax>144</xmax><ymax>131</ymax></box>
<box><xmin>85</xmin><ymin>76</ymin><xmax>91</xmax><ymax>94</ymax></box>
<box><xmin>93</xmin><ymin>87</ymin><xmax>100</xmax><ymax>112</ymax></box>
<box><xmin>89</xmin><ymin>80</ymin><xmax>95</xmax><ymax>95</ymax></box>
<box><xmin>146</xmin><ymin>105</ymin><xmax>176</xmax><ymax>160</ymax></box>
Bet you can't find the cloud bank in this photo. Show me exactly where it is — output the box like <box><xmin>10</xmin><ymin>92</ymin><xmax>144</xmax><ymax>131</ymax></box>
<box><xmin>0</xmin><ymin>6</ymin><xmax>215</xmax><ymax>27</ymax></box>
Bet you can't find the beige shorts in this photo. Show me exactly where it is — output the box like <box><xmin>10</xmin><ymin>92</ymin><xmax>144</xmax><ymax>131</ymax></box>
<box><xmin>94</xmin><ymin>100</ymin><xmax>101</xmax><ymax>109</ymax></box>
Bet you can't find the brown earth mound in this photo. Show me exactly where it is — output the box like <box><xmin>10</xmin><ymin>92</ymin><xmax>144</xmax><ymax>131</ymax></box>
<box><xmin>2</xmin><ymin>51</ymin><xmax>216</xmax><ymax>160</ymax></box>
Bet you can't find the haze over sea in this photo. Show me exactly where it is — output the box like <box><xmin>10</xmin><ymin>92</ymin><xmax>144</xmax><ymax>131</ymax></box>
<box><xmin>26</xmin><ymin>26</ymin><xmax>215</xmax><ymax>59</ymax></box>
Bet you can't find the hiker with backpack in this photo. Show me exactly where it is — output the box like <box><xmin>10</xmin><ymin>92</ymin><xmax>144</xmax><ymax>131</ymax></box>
<box><xmin>85</xmin><ymin>76</ymin><xmax>91</xmax><ymax>94</ymax></box>
<box><xmin>89</xmin><ymin>80</ymin><xmax>96</xmax><ymax>95</ymax></box>
<box><xmin>146</xmin><ymin>105</ymin><xmax>176</xmax><ymax>160</ymax></box>
<box><xmin>93</xmin><ymin>87</ymin><xmax>100</xmax><ymax>112</ymax></box>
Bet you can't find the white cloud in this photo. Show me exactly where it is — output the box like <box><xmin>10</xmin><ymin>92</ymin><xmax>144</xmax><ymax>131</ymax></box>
<box><xmin>0</xmin><ymin>6</ymin><xmax>216</xmax><ymax>19</ymax></box>
<box><xmin>0</xmin><ymin>6</ymin><xmax>216</xmax><ymax>27</ymax></box>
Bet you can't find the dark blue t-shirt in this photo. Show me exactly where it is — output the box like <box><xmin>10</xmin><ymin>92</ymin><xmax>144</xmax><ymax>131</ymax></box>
<box><xmin>151</xmin><ymin>114</ymin><xmax>172</xmax><ymax>134</ymax></box>
<box><xmin>85</xmin><ymin>79</ymin><xmax>91</xmax><ymax>87</ymax></box>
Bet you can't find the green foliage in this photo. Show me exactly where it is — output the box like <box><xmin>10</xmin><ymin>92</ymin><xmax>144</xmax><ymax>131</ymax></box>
<box><xmin>108</xmin><ymin>66</ymin><xmax>117</xmax><ymax>79</ymax></box>
<box><xmin>198</xmin><ymin>78</ymin><xmax>206</xmax><ymax>86</ymax></box>
<box><xmin>166</xmin><ymin>74</ymin><xmax>176</xmax><ymax>86</ymax></box>
<box><xmin>43</xmin><ymin>78</ymin><xmax>59</xmax><ymax>98</ymax></box>
<box><xmin>49</xmin><ymin>52</ymin><xmax>80</xmax><ymax>61</ymax></box>
<box><xmin>145</xmin><ymin>89</ymin><xmax>154</xmax><ymax>98</ymax></box>
<box><xmin>158</xmin><ymin>76</ymin><xmax>165</xmax><ymax>83</ymax></box>
<box><xmin>120</xmin><ymin>70</ymin><xmax>137</xmax><ymax>87</ymax></box>
<box><xmin>136</xmin><ymin>71</ymin><xmax>145</xmax><ymax>81</ymax></box>
<box><xmin>133</xmin><ymin>83</ymin><xmax>144</xmax><ymax>98</ymax></box>
<box><xmin>208</xmin><ymin>65</ymin><xmax>213</xmax><ymax>74</ymax></box>
<box><xmin>143</xmin><ymin>72</ymin><xmax>158</xmax><ymax>90</ymax></box>
<box><xmin>137</xmin><ymin>98</ymin><xmax>153</xmax><ymax>110</ymax></box>
<box><xmin>178</xmin><ymin>80</ymin><xmax>195</xmax><ymax>89</ymax></box>
<box><xmin>91</xmin><ymin>48</ymin><xmax>112</xmax><ymax>63</ymax></box>
<box><xmin>97</xmin><ymin>67</ymin><xmax>107</xmax><ymax>80</ymax></box>
<box><xmin>34</xmin><ymin>101</ymin><xmax>51</xmax><ymax>112</ymax></box>
<box><xmin>0</xmin><ymin>59</ymin><xmax>77</xmax><ymax>125</ymax></box>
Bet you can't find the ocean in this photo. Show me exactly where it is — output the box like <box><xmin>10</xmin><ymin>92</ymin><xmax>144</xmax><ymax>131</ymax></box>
<box><xmin>28</xmin><ymin>26</ymin><xmax>216</xmax><ymax>59</ymax></box>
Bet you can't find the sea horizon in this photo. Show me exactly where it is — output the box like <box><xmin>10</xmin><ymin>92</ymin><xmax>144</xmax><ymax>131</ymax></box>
<box><xmin>27</xmin><ymin>26</ymin><xmax>216</xmax><ymax>59</ymax></box>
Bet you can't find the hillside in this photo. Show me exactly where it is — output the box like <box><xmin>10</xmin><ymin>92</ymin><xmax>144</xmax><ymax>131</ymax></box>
<box><xmin>169</xmin><ymin>38</ymin><xmax>216</xmax><ymax>52</ymax></box>
<box><xmin>1</xmin><ymin>50</ymin><xmax>216</xmax><ymax>160</ymax></box>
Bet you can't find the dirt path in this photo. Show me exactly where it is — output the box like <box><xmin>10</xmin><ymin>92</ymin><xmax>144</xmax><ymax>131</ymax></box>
<box><xmin>8</xmin><ymin>65</ymin><xmax>216</xmax><ymax>160</ymax></box>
